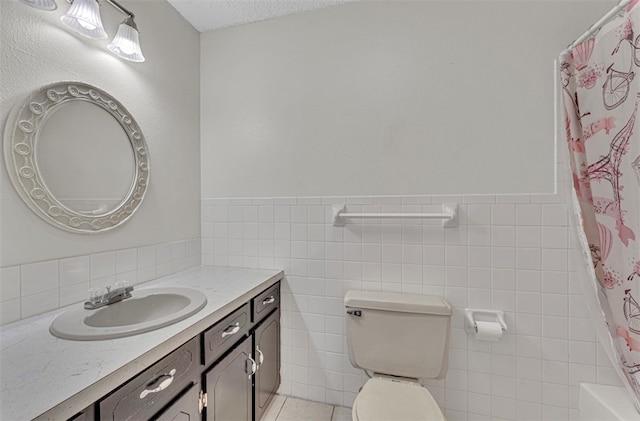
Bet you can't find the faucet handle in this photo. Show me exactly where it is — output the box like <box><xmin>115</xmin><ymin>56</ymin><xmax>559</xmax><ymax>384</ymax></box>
<box><xmin>88</xmin><ymin>287</ymin><xmax>103</xmax><ymax>304</ymax></box>
<box><xmin>115</xmin><ymin>280</ymin><xmax>129</xmax><ymax>289</ymax></box>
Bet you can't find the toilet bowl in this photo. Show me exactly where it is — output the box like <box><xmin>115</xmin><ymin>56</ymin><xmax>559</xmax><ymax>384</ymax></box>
<box><xmin>344</xmin><ymin>290</ymin><xmax>452</xmax><ymax>421</ymax></box>
<box><xmin>352</xmin><ymin>377</ymin><xmax>446</xmax><ymax>421</ymax></box>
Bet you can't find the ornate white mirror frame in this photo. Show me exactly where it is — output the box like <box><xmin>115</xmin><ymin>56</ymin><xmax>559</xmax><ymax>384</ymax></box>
<box><xmin>3</xmin><ymin>82</ymin><xmax>150</xmax><ymax>233</ymax></box>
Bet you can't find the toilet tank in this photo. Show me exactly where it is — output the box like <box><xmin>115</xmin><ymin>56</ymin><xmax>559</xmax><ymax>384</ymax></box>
<box><xmin>344</xmin><ymin>290</ymin><xmax>452</xmax><ymax>379</ymax></box>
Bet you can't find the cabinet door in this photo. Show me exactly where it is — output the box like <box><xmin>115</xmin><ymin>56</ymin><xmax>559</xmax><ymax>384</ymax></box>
<box><xmin>153</xmin><ymin>384</ymin><xmax>200</xmax><ymax>421</ymax></box>
<box><xmin>253</xmin><ymin>309</ymin><xmax>280</xmax><ymax>421</ymax></box>
<box><xmin>204</xmin><ymin>335</ymin><xmax>253</xmax><ymax>421</ymax></box>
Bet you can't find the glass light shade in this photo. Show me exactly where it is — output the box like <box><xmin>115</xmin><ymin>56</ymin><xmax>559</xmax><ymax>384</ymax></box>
<box><xmin>107</xmin><ymin>21</ymin><xmax>145</xmax><ymax>62</ymax></box>
<box><xmin>60</xmin><ymin>0</ymin><xmax>107</xmax><ymax>40</ymax></box>
<box><xmin>18</xmin><ymin>0</ymin><xmax>57</xmax><ymax>11</ymax></box>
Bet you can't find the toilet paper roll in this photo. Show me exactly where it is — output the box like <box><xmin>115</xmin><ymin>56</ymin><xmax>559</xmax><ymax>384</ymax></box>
<box><xmin>474</xmin><ymin>321</ymin><xmax>503</xmax><ymax>341</ymax></box>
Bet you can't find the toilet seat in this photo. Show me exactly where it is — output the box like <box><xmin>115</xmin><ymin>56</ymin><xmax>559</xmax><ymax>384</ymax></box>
<box><xmin>352</xmin><ymin>377</ymin><xmax>446</xmax><ymax>421</ymax></box>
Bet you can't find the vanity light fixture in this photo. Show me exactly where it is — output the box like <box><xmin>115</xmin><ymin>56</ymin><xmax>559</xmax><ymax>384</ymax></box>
<box><xmin>19</xmin><ymin>0</ymin><xmax>145</xmax><ymax>62</ymax></box>
<box><xmin>60</xmin><ymin>0</ymin><xmax>107</xmax><ymax>39</ymax></box>
<box><xmin>107</xmin><ymin>15</ymin><xmax>145</xmax><ymax>62</ymax></box>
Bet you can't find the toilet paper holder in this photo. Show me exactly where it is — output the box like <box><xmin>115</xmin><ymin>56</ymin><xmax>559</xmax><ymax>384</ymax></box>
<box><xmin>464</xmin><ymin>308</ymin><xmax>507</xmax><ymax>334</ymax></box>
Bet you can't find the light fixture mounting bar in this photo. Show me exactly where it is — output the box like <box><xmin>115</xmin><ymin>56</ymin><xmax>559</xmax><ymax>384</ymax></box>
<box><xmin>104</xmin><ymin>0</ymin><xmax>134</xmax><ymax>19</ymax></box>
<box><xmin>66</xmin><ymin>0</ymin><xmax>135</xmax><ymax>19</ymax></box>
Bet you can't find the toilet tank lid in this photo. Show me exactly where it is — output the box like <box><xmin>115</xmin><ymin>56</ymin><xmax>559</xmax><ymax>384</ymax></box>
<box><xmin>345</xmin><ymin>290</ymin><xmax>452</xmax><ymax>315</ymax></box>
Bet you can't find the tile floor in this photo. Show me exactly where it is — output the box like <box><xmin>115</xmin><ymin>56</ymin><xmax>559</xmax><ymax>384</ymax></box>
<box><xmin>263</xmin><ymin>395</ymin><xmax>351</xmax><ymax>421</ymax></box>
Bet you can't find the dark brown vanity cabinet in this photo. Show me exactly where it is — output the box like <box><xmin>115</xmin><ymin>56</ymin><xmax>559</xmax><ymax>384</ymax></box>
<box><xmin>201</xmin><ymin>283</ymin><xmax>281</xmax><ymax>421</ymax></box>
<box><xmin>201</xmin><ymin>308</ymin><xmax>281</xmax><ymax>421</ymax></box>
<box><xmin>87</xmin><ymin>281</ymin><xmax>280</xmax><ymax>421</ymax></box>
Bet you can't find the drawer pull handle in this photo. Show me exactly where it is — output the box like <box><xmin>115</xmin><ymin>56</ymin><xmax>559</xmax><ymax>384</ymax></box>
<box><xmin>139</xmin><ymin>369</ymin><xmax>176</xmax><ymax>399</ymax></box>
<box><xmin>221</xmin><ymin>322</ymin><xmax>240</xmax><ymax>338</ymax></box>
<box><xmin>246</xmin><ymin>356</ymin><xmax>257</xmax><ymax>378</ymax></box>
<box><xmin>256</xmin><ymin>346</ymin><xmax>264</xmax><ymax>367</ymax></box>
<box><xmin>262</xmin><ymin>296</ymin><xmax>275</xmax><ymax>305</ymax></box>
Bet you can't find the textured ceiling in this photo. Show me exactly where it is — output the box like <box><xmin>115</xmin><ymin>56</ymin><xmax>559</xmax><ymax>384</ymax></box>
<box><xmin>166</xmin><ymin>0</ymin><xmax>353</xmax><ymax>32</ymax></box>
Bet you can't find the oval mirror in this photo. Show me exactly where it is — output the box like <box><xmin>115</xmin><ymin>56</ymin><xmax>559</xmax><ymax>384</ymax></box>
<box><xmin>3</xmin><ymin>82</ymin><xmax>150</xmax><ymax>233</ymax></box>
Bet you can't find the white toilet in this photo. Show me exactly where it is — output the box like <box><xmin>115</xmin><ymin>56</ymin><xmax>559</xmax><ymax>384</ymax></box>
<box><xmin>344</xmin><ymin>290</ymin><xmax>452</xmax><ymax>421</ymax></box>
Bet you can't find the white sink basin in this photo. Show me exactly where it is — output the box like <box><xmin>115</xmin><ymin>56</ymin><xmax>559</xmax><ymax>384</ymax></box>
<box><xmin>50</xmin><ymin>287</ymin><xmax>207</xmax><ymax>340</ymax></box>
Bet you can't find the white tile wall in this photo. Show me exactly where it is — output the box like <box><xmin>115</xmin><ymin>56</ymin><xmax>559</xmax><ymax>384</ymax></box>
<box><xmin>0</xmin><ymin>176</ymin><xmax>625</xmax><ymax>417</ymax></box>
<box><xmin>0</xmin><ymin>239</ymin><xmax>201</xmax><ymax>325</ymax></box>
<box><xmin>201</xmin><ymin>194</ymin><xmax>624</xmax><ymax>421</ymax></box>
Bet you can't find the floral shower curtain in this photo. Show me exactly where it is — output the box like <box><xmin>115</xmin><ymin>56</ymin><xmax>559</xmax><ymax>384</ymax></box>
<box><xmin>561</xmin><ymin>0</ymin><xmax>640</xmax><ymax>407</ymax></box>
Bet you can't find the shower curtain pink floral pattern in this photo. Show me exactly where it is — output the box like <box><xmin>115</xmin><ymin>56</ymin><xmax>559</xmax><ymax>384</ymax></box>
<box><xmin>561</xmin><ymin>0</ymin><xmax>640</xmax><ymax>404</ymax></box>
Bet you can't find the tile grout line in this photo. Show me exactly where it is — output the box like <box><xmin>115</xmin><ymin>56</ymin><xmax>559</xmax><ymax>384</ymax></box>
<box><xmin>274</xmin><ymin>396</ymin><xmax>287</xmax><ymax>421</ymax></box>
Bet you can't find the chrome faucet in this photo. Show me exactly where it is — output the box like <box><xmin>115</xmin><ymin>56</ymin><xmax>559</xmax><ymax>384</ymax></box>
<box><xmin>85</xmin><ymin>283</ymin><xmax>134</xmax><ymax>309</ymax></box>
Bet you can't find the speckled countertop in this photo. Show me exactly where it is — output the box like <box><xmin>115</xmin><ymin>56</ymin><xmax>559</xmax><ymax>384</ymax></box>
<box><xmin>0</xmin><ymin>266</ymin><xmax>283</xmax><ymax>421</ymax></box>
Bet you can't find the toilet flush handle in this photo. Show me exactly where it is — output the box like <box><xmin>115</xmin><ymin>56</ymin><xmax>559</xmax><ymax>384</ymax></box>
<box><xmin>346</xmin><ymin>309</ymin><xmax>361</xmax><ymax>317</ymax></box>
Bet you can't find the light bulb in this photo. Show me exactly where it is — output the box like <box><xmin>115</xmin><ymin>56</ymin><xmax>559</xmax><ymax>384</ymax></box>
<box><xmin>78</xmin><ymin>20</ymin><xmax>97</xmax><ymax>31</ymax></box>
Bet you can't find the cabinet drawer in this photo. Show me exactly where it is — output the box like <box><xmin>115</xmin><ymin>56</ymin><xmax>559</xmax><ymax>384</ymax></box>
<box><xmin>203</xmin><ymin>303</ymin><xmax>251</xmax><ymax>366</ymax></box>
<box><xmin>99</xmin><ymin>337</ymin><xmax>200</xmax><ymax>421</ymax></box>
<box><xmin>252</xmin><ymin>283</ymin><xmax>280</xmax><ymax>324</ymax></box>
